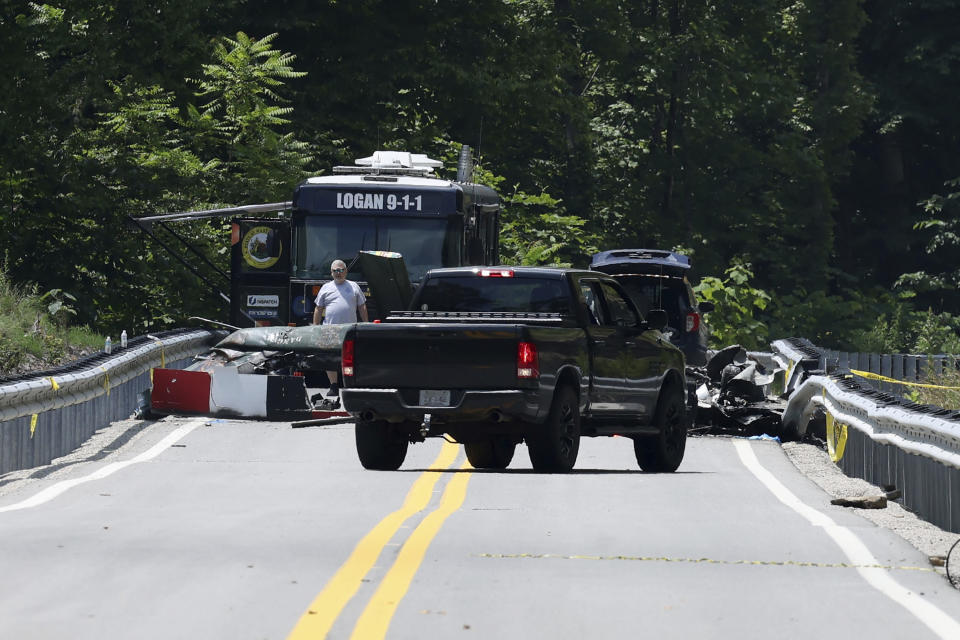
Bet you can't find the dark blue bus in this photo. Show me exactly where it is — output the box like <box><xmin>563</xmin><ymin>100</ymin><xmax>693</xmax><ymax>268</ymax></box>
<box><xmin>231</xmin><ymin>150</ymin><xmax>501</xmax><ymax>325</ymax></box>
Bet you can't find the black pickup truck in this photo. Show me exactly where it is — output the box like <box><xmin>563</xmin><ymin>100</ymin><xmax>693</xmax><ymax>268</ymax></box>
<box><xmin>340</xmin><ymin>266</ymin><xmax>687</xmax><ymax>472</ymax></box>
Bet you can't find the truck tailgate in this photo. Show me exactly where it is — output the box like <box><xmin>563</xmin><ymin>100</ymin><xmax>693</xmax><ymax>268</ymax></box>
<box><xmin>351</xmin><ymin>323</ymin><xmax>521</xmax><ymax>389</ymax></box>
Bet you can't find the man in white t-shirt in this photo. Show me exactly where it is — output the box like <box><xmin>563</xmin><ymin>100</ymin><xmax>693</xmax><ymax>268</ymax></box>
<box><xmin>313</xmin><ymin>259</ymin><xmax>368</xmax><ymax>395</ymax></box>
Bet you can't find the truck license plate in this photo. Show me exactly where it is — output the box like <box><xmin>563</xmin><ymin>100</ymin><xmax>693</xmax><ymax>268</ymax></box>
<box><xmin>419</xmin><ymin>389</ymin><xmax>451</xmax><ymax>407</ymax></box>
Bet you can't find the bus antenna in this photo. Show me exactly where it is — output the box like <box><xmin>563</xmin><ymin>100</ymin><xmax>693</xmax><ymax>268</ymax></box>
<box><xmin>475</xmin><ymin>117</ymin><xmax>484</xmax><ymax>182</ymax></box>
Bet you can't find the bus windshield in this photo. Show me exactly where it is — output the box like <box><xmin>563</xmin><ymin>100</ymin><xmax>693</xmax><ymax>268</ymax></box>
<box><xmin>292</xmin><ymin>215</ymin><xmax>462</xmax><ymax>283</ymax></box>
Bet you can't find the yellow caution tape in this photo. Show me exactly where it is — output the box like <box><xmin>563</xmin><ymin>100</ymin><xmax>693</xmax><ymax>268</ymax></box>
<box><xmin>30</xmin><ymin>414</ymin><xmax>38</xmax><ymax>438</ymax></box>
<box><xmin>148</xmin><ymin>337</ymin><xmax>166</xmax><ymax>368</ymax></box>
<box><xmin>48</xmin><ymin>376</ymin><xmax>59</xmax><ymax>391</ymax></box>
<box><xmin>100</xmin><ymin>365</ymin><xmax>110</xmax><ymax>396</ymax></box>
<box><xmin>849</xmin><ymin>369</ymin><xmax>960</xmax><ymax>390</ymax></box>
<box><xmin>826</xmin><ymin>412</ymin><xmax>848</xmax><ymax>463</ymax></box>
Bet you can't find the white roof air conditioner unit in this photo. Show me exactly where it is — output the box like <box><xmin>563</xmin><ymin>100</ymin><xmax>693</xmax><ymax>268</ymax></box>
<box><xmin>333</xmin><ymin>150</ymin><xmax>442</xmax><ymax>176</ymax></box>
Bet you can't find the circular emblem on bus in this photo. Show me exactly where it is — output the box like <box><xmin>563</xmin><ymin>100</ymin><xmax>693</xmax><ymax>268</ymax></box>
<box><xmin>241</xmin><ymin>226</ymin><xmax>281</xmax><ymax>269</ymax></box>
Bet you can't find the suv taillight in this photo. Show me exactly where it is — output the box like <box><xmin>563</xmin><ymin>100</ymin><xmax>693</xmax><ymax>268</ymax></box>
<box><xmin>517</xmin><ymin>341</ymin><xmax>539</xmax><ymax>379</ymax></box>
<box><xmin>342</xmin><ymin>338</ymin><xmax>355</xmax><ymax>377</ymax></box>
<box><xmin>685</xmin><ymin>312</ymin><xmax>700</xmax><ymax>333</ymax></box>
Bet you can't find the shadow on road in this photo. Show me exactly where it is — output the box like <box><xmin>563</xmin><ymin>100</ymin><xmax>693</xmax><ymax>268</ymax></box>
<box><xmin>398</xmin><ymin>467</ymin><xmax>713</xmax><ymax>476</ymax></box>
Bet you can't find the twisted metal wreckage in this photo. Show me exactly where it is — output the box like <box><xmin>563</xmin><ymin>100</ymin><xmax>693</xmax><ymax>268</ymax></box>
<box><xmin>688</xmin><ymin>344</ymin><xmax>795</xmax><ymax>438</ymax></box>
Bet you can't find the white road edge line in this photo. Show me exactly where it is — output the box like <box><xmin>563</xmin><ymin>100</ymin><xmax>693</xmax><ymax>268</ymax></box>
<box><xmin>0</xmin><ymin>417</ymin><xmax>206</xmax><ymax>513</ymax></box>
<box><xmin>733</xmin><ymin>439</ymin><xmax>960</xmax><ymax>640</ymax></box>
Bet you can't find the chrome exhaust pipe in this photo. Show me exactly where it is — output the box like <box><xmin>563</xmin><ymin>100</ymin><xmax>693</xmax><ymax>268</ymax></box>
<box><xmin>359</xmin><ymin>410</ymin><xmax>375</xmax><ymax>422</ymax></box>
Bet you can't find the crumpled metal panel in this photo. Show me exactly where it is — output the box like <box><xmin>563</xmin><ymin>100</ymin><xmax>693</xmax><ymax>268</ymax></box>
<box><xmin>213</xmin><ymin>323</ymin><xmax>351</xmax><ymax>353</ymax></box>
<box><xmin>782</xmin><ymin>374</ymin><xmax>960</xmax><ymax>466</ymax></box>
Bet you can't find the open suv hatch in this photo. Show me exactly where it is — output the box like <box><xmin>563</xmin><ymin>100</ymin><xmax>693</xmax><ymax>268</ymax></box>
<box><xmin>590</xmin><ymin>249</ymin><xmax>713</xmax><ymax>365</ymax></box>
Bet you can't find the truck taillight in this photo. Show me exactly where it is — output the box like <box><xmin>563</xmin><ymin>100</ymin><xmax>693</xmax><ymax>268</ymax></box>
<box><xmin>342</xmin><ymin>338</ymin><xmax>355</xmax><ymax>377</ymax></box>
<box><xmin>517</xmin><ymin>341</ymin><xmax>539</xmax><ymax>379</ymax></box>
<box><xmin>685</xmin><ymin>312</ymin><xmax>700</xmax><ymax>333</ymax></box>
<box><xmin>480</xmin><ymin>268</ymin><xmax>514</xmax><ymax>278</ymax></box>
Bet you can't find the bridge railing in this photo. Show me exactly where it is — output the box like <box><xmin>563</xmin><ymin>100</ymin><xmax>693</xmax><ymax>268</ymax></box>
<box><xmin>0</xmin><ymin>329</ymin><xmax>222</xmax><ymax>476</ymax></box>
<box><xmin>773</xmin><ymin>338</ymin><xmax>960</xmax><ymax>533</ymax></box>
<box><xmin>816</xmin><ymin>350</ymin><xmax>959</xmax><ymax>395</ymax></box>
<box><xmin>4</xmin><ymin>330</ymin><xmax>959</xmax><ymax>534</ymax></box>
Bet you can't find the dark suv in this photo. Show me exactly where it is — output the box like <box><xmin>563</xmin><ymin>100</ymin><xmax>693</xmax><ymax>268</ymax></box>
<box><xmin>589</xmin><ymin>249</ymin><xmax>713</xmax><ymax>365</ymax></box>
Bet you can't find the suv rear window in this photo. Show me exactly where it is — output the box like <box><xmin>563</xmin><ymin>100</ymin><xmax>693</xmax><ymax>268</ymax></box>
<box><xmin>617</xmin><ymin>276</ymin><xmax>691</xmax><ymax>327</ymax></box>
<box><xmin>416</xmin><ymin>276</ymin><xmax>570</xmax><ymax>313</ymax></box>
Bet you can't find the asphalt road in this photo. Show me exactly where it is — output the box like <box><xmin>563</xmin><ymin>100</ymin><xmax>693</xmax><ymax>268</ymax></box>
<box><xmin>1</xmin><ymin>415</ymin><xmax>959</xmax><ymax>640</ymax></box>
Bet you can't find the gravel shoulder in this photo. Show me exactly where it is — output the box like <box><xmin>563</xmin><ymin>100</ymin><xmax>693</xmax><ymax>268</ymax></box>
<box><xmin>782</xmin><ymin>440</ymin><xmax>960</xmax><ymax>573</ymax></box>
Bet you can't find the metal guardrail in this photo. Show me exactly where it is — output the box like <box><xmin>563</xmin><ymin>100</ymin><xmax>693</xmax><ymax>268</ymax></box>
<box><xmin>4</xmin><ymin>328</ymin><xmax>959</xmax><ymax>533</ymax></box>
<box><xmin>819</xmin><ymin>350</ymin><xmax>958</xmax><ymax>394</ymax></box>
<box><xmin>0</xmin><ymin>329</ymin><xmax>221</xmax><ymax>475</ymax></box>
<box><xmin>774</xmin><ymin>338</ymin><xmax>960</xmax><ymax>533</ymax></box>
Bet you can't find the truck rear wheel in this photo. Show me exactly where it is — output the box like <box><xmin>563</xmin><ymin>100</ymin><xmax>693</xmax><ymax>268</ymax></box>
<box><xmin>465</xmin><ymin>437</ymin><xmax>516</xmax><ymax>469</ymax></box>
<box><xmin>356</xmin><ymin>420</ymin><xmax>408</xmax><ymax>470</ymax></box>
<box><xmin>527</xmin><ymin>385</ymin><xmax>580</xmax><ymax>473</ymax></box>
<box><xmin>635</xmin><ymin>384</ymin><xmax>686</xmax><ymax>472</ymax></box>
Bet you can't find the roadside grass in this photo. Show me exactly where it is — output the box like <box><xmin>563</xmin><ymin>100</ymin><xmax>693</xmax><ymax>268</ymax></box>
<box><xmin>907</xmin><ymin>365</ymin><xmax>960</xmax><ymax>411</ymax></box>
<box><xmin>0</xmin><ymin>270</ymin><xmax>103</xmax><ymax>375</ymax></box>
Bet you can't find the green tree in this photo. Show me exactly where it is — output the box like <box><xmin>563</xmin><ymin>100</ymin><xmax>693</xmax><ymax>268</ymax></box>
<box><xmin>189</xmin><ymin>32</ymin><xmax>313</xmax><ymax>202</ymax></box>
<box><xmin>442</xmin><ymin>141</ymin><xmax>598</xmax><ymax>267</ymax></box>
<box><xmin>693</xmin><ymin>259</ymin><xmax>771</xmax><ymax>350</ymax></box>
<box><xmin>0</xmin><ymin>1</ymin><xmax>242</xmax><ymax>329</ymax></box>
<box><xmin>499</xmin><ymin>190</ymin><xmax>599</xmax><ymax>267</ymax></box>
<box><xmin>836</xmin><ymin>0</ymin><xmax>960</xmax><ymax>298</ymax></box>
<box><xmin>5</xmin><ymin>0</ymin><xmax>959</xmax><ymax>349</ymax></box>
<box><xmin>587</xmin><ymin>1</ymin><xmax>868</xmax><ymax>300</ymax></box>
<box><xmin>2</xmin><ymin>21</ymin><xmax>313</xmax><ymax>332</ymax></box>
<box><xmin>896</xmin><ymin>177</ymin><xmax>960</xmax><ymax>310</ymax></box>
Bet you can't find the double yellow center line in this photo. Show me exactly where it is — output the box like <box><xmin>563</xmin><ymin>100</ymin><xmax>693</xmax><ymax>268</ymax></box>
<box><xmin>288</xmin><ymin>442</ymin><xmax>471</xmax><ymax>639</ymax></box>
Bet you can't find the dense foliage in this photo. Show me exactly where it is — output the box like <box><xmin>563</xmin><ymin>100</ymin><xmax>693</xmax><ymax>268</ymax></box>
<box><xmin>0</xmin><ymin>268</ymin><xmax>102</xmax><ymax>373</ymax></box>
<box><xmin>2</xmin><ymin>0</ymin><xmax>959</xmax><ymax>353</ymax></box>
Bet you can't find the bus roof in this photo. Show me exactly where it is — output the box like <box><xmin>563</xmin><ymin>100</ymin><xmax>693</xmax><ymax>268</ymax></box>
<box><xmin>293</xmin><ymin>175</ymin><xmax>499</xmax><ymax>216</ymax></box>
<box><xmin>301</xmin><ymin>174</ymin><xmax>454</xmax><ymax>188</ymax></box>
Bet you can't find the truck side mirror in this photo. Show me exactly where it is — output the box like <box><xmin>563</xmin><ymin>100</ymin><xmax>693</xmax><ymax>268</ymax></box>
<box><xmin>646</xmin><ymin>309</ymin><xmax>668</xmax><ymax>331</ymax></box>
<box><xmin>698</xmin><ymin>301</ymin><xmax>715</xmax><ymax>313</ymax></box>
